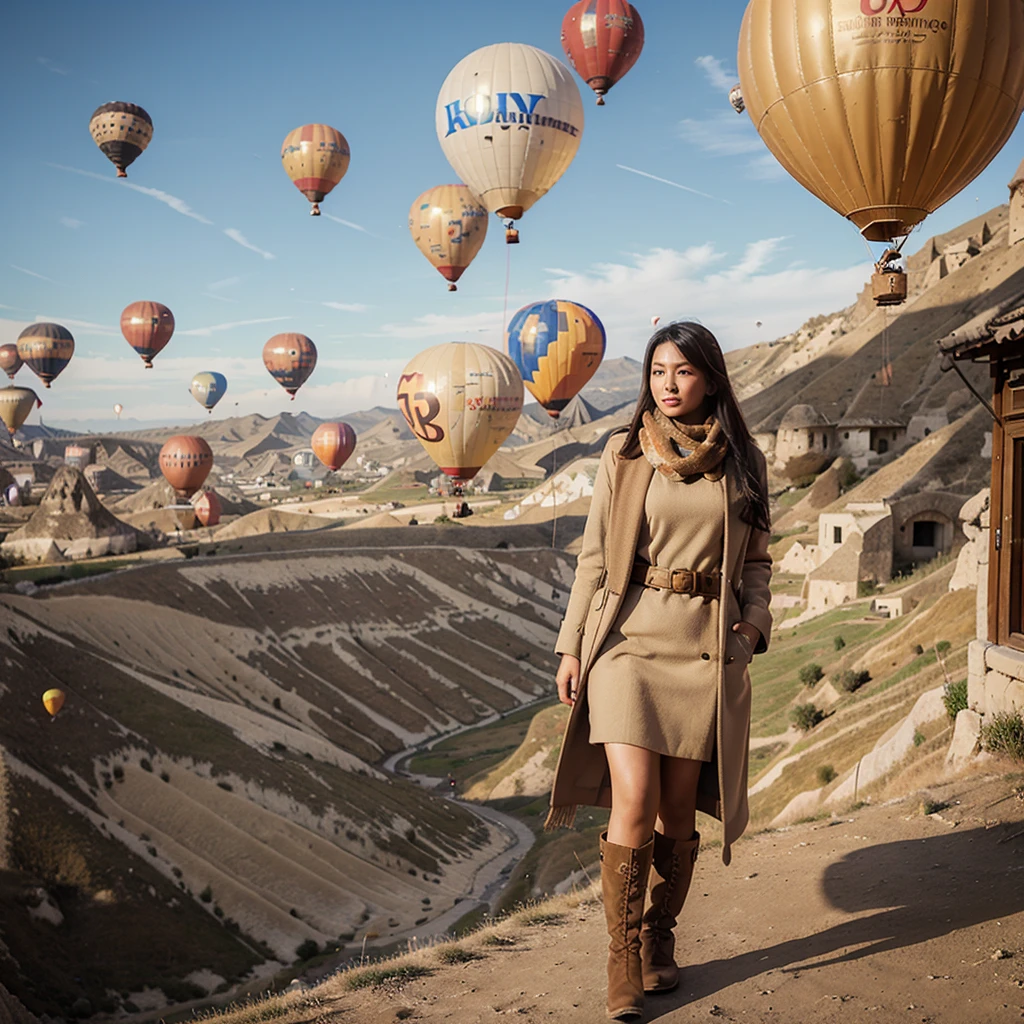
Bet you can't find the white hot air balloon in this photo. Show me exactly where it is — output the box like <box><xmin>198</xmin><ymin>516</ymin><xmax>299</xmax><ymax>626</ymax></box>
<box><xmin>651</xmin><ymin>316</ymin><xmax>661</xmax><ymax>327</ymax></box>
<box><xmin>436</xmin><ymin>43</ymin><xmax>584</xmax><ymax>243</ymax></box>
<box><xmin>113</xmin><ymin>403</ymin><xmax>123</xmax><ymax>419</ymax></box>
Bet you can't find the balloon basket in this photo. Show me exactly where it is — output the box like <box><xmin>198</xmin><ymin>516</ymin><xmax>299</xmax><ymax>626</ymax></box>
<box><xmin>116</xmin><ymin>169</ymin><xmax>127</xmax><ymax>178</ymax></box>
<box><xmin>871</xmin><ymin>271</ymin><xmax>907</xmax><ymax>307</ymax></box>
<box><xmin>448</xmin><ymin>283</ymin><xmax>457</xmax><ymax>292</ymax></box>
<box><xmin>596</xmin><ymin>95</ymin><xmax>605</xmax><ymax>106</ymax></box>
<box><xmin>310</xmin><ymin>203</ymin><xmax>321</xmax><ymax>216</ymax></box>
<box><xmin>505</xmin><ymin>226</ymin><xmax>520</xmax><ymax>245</ymax></box>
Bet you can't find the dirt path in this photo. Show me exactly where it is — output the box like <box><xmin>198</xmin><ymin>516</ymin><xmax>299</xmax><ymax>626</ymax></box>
<box><xmin>295</xmin><ymin>767</ymin><xmax>1024</xmax><ymax>1024</ymax></box>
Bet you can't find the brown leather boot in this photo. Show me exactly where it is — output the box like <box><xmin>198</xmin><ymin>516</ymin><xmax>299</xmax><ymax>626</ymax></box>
<box><xmin>640</xmin><ymin>830</ymin><xmax>700</xmax><ymax>993</ymax></box>
<box><xmin>600</xmin><ymin>832</ymin><xmax>654</xmax><ymax>1020</ymax></box>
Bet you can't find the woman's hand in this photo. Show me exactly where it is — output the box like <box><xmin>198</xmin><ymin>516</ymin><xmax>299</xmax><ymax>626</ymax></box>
<box><xmin>732</xmin><ymin>621</ymin><xmax>761</xmax><ymax>649</ymax></box>
<box><xmin>556</xmin><ymin>654</ymin><xmax>581</xmax><ymax>707</ymax></box>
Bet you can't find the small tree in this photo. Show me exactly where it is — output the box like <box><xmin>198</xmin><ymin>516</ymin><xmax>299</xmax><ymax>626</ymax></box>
<box><xmin>833</xmin><ymin>635</ymin><xmax>846</xmax><ymax>651</ymax></box>
<box><xmin>799</xmin><ymin>663</ymin><xmax>824</xmax><ymax>687</ymax></box>
<box><xmin>942</xmin><ymin>679</ymin><xmax>968</xmax><ymax>719</ymax></box>
<box><xmin>792</xmin><ymin>703</ymin><xmax>824</xmax><ymax>732</ymax></box>
<box><xmin>817</xmin><ymin>764</ymin><xmax>837</xmax><ymax>786</ymax></box>
<box><xmin>833</xmin><ymin>669</ymin><xmax>871</xmax><ymax>693</ymax></box>
<box><xmin>295</xmin><ymin>939</ymin><xmax>320</xmax><ymax>962</ymax></box>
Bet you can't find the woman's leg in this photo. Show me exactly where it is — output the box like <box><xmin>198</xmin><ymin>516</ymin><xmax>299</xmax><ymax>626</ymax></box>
<box><xmin>656</xmin><ymin>756</ymin><xmax>703</xmax><ymax>839</ymax></box>
<box><xmin>605</xmin><ymin>743</ymin><xmax>662</xmax><ymax>847</ymax></box>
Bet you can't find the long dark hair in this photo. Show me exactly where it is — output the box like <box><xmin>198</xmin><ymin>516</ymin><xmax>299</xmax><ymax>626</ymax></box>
<box><xmin>619</xmin><ymin>321</ymin><xmax>771</xmax><ymax>533</ymax></box>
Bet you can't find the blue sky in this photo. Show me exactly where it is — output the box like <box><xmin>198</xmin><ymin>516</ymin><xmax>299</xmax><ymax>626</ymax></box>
<box><xmin>3</xmin><ymin>0</ymin><xmax>1024</xmax><ymax>428</ymax></box>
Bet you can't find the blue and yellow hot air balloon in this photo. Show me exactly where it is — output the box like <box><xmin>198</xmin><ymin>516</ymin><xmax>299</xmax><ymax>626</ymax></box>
<box><xmin>190</xmin><ymin>371</ymin><xmax>227</xmax><ymax>413</ymax></box>
<box><xmin>505</xmin><ymin>300</ymin><xmax>605</xmax><ymax>418</ymax></box>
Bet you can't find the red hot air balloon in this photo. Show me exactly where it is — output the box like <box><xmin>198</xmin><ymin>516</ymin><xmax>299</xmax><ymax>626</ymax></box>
<box><xmin>159</xmin><ymin>435</ymin><xmax>213</xmax><ymax>501</ymax></box>
<box><xmin>121</xmin><ymin>301</ymin><xmax>174</xmax><ymax>368</ymax></box>
<box><xmin>16</xmin><ymin>323</ymin><xmax>75</xmax><ymax>389</ymax></box>
<box><xmin>263</xmin><ymin>334</ymin><xmax>317</xmax><ymax>400</ymax></box>
<box><xmin>0</xmin><ymin>344</ymin><xmax>22</xmax><ymax>380</ymax></box>
<box><xmin>561</xmin><ymin>0</ymin><xmax>645</xmax><ymax>105</ymax></box>
<box><xmin>311</xmin><ymin>422</ymin><xmax>357</xmax><ymax>471</ymax></box>
<box><xmin>191</xmin><ymin>489</ymin><xmax>222</xmax><ymax>527</ymax></box>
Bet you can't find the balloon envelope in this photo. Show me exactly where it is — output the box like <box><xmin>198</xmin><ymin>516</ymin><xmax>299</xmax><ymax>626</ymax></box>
<box><xmin>396</xmin><ymin>343</ymin><xmax>523</xmax><ymax>482</ymax></box>
<box><xmin>159</xmin><ymin>435</ymin><xmax>213</xmax><ymax>500</ymax></box>
<box><xmin>0</xmin><ymin>386</ymin><xmax>39</xmax><ymax>437</ymax></box>
<box><xmin>190</xmin><ymin>371</ymin><xmax>228</xmax><ymax>412</ymax></box>
<box><xmin>16</xmin><ymin>323</ymin><xmax>74</xmax><ymax>388</ymax></box>
<box><xmin>738</xmin><ymin>0</ymin><xmax>1024</xmax><ymax>241</ymax></box>
<box><xmin>436</xmin><ymin>43</ymin><xmax>584</xmax><ymax>223</ymax></box>
<box><xmin>0</xmin><ymin>344</ymin><xmax>22</xmax><ymax>380</ymax></box>
<box><xmin>42</xmin><ymin>688</ymin><xmax>65</xmax><ymax>718</ymax></box>
<box><xmin>191</xmin><ymin>489</ymin><xmax>222</xmax><ymax>528</ymax></box>
<box><xmin>409</xmin><ymin>185</ymin><xmax>489</xmax><ymax>290</ymax></box>
<box><xmin>89</xmin><ymin>101</ymin><xmax>153</xmax><ymax>176</ymax></box>
<box><xmin>506</xmin><ymin>300</ymin><xmax>605</xmax><ymax>417</ymax></box>
<box><xmin>121</xmin><ymin>301</ymin><xmax>174</xmax><ymax>367</ymax></box>
<box><xmin>728</xmin><ymin>83</ymin><xmax>745</xmax><ymax>114</ymax></box>
<box><xmin>311</xmin><ymin>422</ymin><xmax>357</xmax><ymax>471</ymax></box>
<box><xmin>561</xmin><ymin>0</ymin><xmax>644</xmax><ymax>105</ymax></box>
<box><xmin>281</xmin><ymin>124</ymin><xmax>350</xmax><ymax>215</ymax></box>
<box><xmin>113</xmin><ymin>403</ymin><xmax>123</xmax><ymax>417</ymax></box>
<box><xmin>263</xmin><ymin>334</ymin><xmax>317</xmax><ymax>399</ymax></box>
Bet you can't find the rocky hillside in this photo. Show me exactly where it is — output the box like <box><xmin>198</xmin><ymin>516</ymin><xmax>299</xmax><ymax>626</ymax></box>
<box><xmin>0</xmin><ymin>530</ymin><xmax>571</xmax><ymax>1018</ymax></box>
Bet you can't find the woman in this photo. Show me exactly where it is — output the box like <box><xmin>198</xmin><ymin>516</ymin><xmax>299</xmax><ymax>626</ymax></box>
<box><xmin>547</xmin><ymin>322</ymin><xmax>773</xmax><ymax>1020</ymax></box>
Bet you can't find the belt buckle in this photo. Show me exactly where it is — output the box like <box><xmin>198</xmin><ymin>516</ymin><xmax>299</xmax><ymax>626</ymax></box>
<box><xmin>670</xmin><ymin>568</ymin><xmax>691</xmax><ymax>594</ymax></box>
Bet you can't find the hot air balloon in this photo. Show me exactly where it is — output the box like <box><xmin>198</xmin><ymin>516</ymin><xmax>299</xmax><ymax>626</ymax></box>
<box><xmin>311</xmin><ymin>422</ymin><xmax>357</xmax><ymax>471</ymax></box>
<box><xmin>190</xmin><ymin>371</ymin><xmax>228</xmax><ymax>413</ymax></box>
<box><xmin>396</xmin><ymin>343</ymin><xmax>523</xmax><ymax>483</ymax></box>
<box><xmin>755</xmin><ymin>320</ymin><xmax>763</xmax><ymax>328</ymax></box>
<box><xmin>0</xmin><ymin>344</ymin><xmax>22</xmax><ymax>380</ymax></box>
<box><xmin>0</xmin><ymin>386</ymin><xmax>40</xmax><ymax>437</ymax></box>
<box><xmin>121</xmin><ymin>301</ymin><xmax>174</xmax><ymax>368</ymax></box>
<box><xmin>263</xmin><ymin>334</ymin><xmax>317</xmax><ymax>400</ymax></box>
<box><xmin>159</xmin><ymin>435</ymin><xmax>213</xmax><ymax>501</ymax></box>
<box><xmin>436</xmin><ymin>43</ymin><xmax>584</xmax><ymax>243</ymax></box>
<box><xmin>506</xmin><ymin>300</ymin><xmax>605</xmax><ymax>418</ymax></box>
<box><xmin>651</xmin><ymin>315</ymin><xmax>661</xmax><ymax>327</ymax></box>
<box><xmin>16</xmin><ymin>323</ymin><xmax>74</xmax><ymax>388</ymax></box>
<box><xmin>738</xmin><ymin>0</ymin><xmax>1024</xmax><ymax>242</ymax></box>
<box><xmin>42</xmin><ymin>689</ymin><xmax>65</xmax><ymax>719</ymax></box>
<box><xmin>88</xmin><ymin>102</ymin><xmax>153</xmax><ymax>177</ymax></box>
<box><xmin>191</xmin><ymin>489</ymin><xmax>222</xmax><ymax>528</ymax></box>
<box><xmin>728</xmin><ymin>83</ymin><xmax>745</xmax><ymax>114</ymax></box>
<box><xmin>409</xmin><ymin>185</ymin><xmax>489</xmax><ymax>291</ymax></box>
<box><xmin>113</xmin><ymin>403</ymin><xmax>123</xmax><ymax>419</ymax></box>
<box><xmin>561</xmin><ymin>0</ymin><xmax>644</xmax><ymax>106</ymax></box>
<box><xmin>281</xmin><ymin>124</ymin><xmax>351</xmax><ymax>216</ymax></box>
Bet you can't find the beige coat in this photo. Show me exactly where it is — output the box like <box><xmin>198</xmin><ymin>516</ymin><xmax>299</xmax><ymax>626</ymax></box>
<box><xmin>548</xmin><ymin>432</ymin><xmax>773</xmax><ymax>865</ymax></box>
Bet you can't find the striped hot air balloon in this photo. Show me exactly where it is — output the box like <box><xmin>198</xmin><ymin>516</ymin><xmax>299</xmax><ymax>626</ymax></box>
<box><xmin>561</xmin><ymin>0</ymin><xmax>645</xmax><ymax>105</ymax></box>
<box><xmin>16</xmin><ymin>323</ymin><xmax>74</xmax><ymax>388</ymax></box>
<box><xmin>121</xmin><ymin>301</ymin><xmax>174</xmax><ymax>368</ymax></box>
<box><xmin>42</xmin><ymin>689</ymin><xmax>66</xmax><ymax>719</ymax></box>
<box><xmin>311</xmin><ymin>422</ymin><xmax>357</xmax><ymax>471</ymax></box>
<box><xmin>506</xmin><ymin>299</ymin><xmax>605</xmax><ymax>418</ymax></box>
<box><xmin>263</xmin><ymin>334</ymin><xmax>317</xmax><ymax>399</ymax></box>
<box><xmin>281</xmin><ymin>124</ymin><xmax>351</xmax><ymax>216</ymax></box>
<box><xmin>89</xmin><ymin>102</ymin><xmax>153</xmax><ymax>177</ymax></box>
<box><xmin>409</xmin><ymin>185</ymin><xmax>489</xmax><ymax>291</ymax></box>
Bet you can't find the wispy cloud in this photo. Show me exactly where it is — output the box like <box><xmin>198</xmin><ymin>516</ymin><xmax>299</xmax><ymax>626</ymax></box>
<box><xmin>180</xmin><ymin>316</ymin><xmax>289</xmax><ymax>337</ymax></box>
<box><xmin>224</xmin><ymin>228</ymin><xmax>275</xmax><ymax>260</ymax></box>
<box><xmin>323</xmin><ymin>213</ymin><xmax>378</xmax><ymax>238</ymax></box>
<box><xmin>59</xmin><ymin>216</ymin><xmax>84</xmax><ymax>229</ymax></box>
<box><xmin>201</xmin><ymin>291</ymin><xmax>240</xmax><ymax>304</ymax></box>
<box><xmin>371</xmin><ymin>310</ymin><xmax>505</xmax><ymax>341</ymax></box>
<box><xmin>47</xmin><ymin>163</ymin><xmax>214</xmax><ymax>224</ymax></box>
<box><xmin>746</xmin><ymin>154</ymin><xmax>787</xmax><ymax>181</ymax></box>
<box><xmin>207</xmin><ymin>275</ymin><xmax>242</xmax><ymax>291</ymax></box>
<box><xmin>695</xmin><ymin>55</ymin><xmax>736</xmax><ymax>93</ymax></box>
<box><xmin>10</xmin><ymin>265</ymin><xmax>53</xmax><ymax>282</ymax></box>
<box><xmin>37</xmin><ymin>56</ymin><xmax>69</xmax><ymax>76</ymax></box>
<box><xmin>323</xmin><ymin>301</ymin><xmax>369</xmax><ymax>312</ymax></box>
<box><xmin>616</xmin><ymin>165</ymin><xmax>726</xmax><ymax>204</ymax></box>
<box><xmin>34</xmin><ymin>315</ymin><xmax>117</xmax><ymax>336</ymax></box>
<box><xmin>679</xmin><ymin>114</ymin><xmax>763</xmax><ymax>157</ymax></box>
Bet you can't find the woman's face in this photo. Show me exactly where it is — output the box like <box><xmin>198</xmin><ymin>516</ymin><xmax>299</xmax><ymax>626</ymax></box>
<box><xmin>649</xmin><ymin>341</ymin><xmax>712</xmax><ymax>423</ymax></box>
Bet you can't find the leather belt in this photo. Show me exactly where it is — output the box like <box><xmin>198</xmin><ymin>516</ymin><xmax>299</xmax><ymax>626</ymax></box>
<box><xmin>630</xmin><ymin>560</ymin><xmax>721</xmax><ymax>598</ymax></box>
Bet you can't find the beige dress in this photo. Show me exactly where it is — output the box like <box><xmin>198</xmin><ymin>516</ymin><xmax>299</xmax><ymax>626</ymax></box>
<box><xmin>587</xmin><ymin>470</ymin><xmax>740</xmax><ymax>761</ymax></box>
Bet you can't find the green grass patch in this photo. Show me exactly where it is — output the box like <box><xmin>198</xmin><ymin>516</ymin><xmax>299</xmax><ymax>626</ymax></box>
<box><xmin>346</xmin><ymin>964</ymin><xmax>433</xmax><ymax>990</ymax></box>
<box><xmin>748</xmin><ymin>742</ymin><xmax>785</xmax><ymax>779</ymax></box>
<box><xmin>435</xmin><ymin>945</ymin><xmax>484</xmax><ymax>965</ymax></box>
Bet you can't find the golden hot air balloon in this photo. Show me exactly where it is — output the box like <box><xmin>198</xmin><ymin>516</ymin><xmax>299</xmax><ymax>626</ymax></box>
<box><xmin>436</xmin><ymin>43</ymin><xmax>584</xmax><ymax>243</ymax></box>
<box><xmin>0</xmin><ymin>386</ymin><xmax>40</xmax><ymax>438</ymax></box>
<box><xmin>409</xmin><ymin>185</ymin><xmax>489</xmax><ymax>291</ymax></box>
<box><xmin>738</xmin><ymin>0</ymin><xmax>1024</xmax><ymax>242</ymax></box>
<box><xmin>281</xmin><ymin>124</ymin><xmax>351</xmax><ymax>216</ymax></box>
<box><xmin>42</xmin><ymin>688</ymin><xmax>66</xmax><ymax>719</ymax></box>
<box><xmin>396</xmin><ymin>343</ymin><xmax>524</xmax><ymax>483</ymax></box>
<box><xmin>17</xmin><ymin>323</ymin><xmax>74</xmax><ymax>388</ymax></box>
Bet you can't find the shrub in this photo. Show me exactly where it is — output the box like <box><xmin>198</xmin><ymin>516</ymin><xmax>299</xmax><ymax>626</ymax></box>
<box><xmin>346</xmin><ymin>965</ymin><xmax>433</xmax><ymax>990</ymax></box>
<box><xmin>112</xmin><ymin>765</ymin><xmax>124</xmax><ymax>781</ymax></box>
<box><xmin>140</xmin><ymin>758</ymin><xmax>153</xmax><ymax>773</ymax></box>
<box><xmin>943</xmin><ymin>679</ymin><xmax>968</xmax><ymax>719</ymax></box>
<box><xmin>199</xmin><ymin>885</ymin><xmax>213</xmax><ymax>903</ymax></box>
<box><xmin>913</xmin><ymin>644</ymin><xmax>924</xmax><ymax>656</ymax></box>
<box><xmin>160</xmin><ymin>980</ymin><xmax>205</xmax><ymax>1002</ymax></box>
<box><xmin>913</xmin><ymin>729</ymin><xmax>926</xmax><ymax>747</ymax></box>
<box><xmin>295</xmin><ymin>939</ymin><xmax>320</xmax><ymax>961</ymax></box>
<box><xmin>833</xmin><ymin>636</ymin><xmax>846</xmax><ymax>651</ymax></box>
<box><xmin>216</xmin><ymin>781</ymin><xmax>233</xmax><ymax>792</ymax></box>
<box><xmin>160</xmin><ymin>771</ymin><xmax>170</xmax><ymax>782</ymax></box>
<box><xmin>833</xmin><ymin>669</ymin><xmax>871</xmax><ymax>693</ymax></box>
<box><xmin>434</xmin><ymin>514</ymin><xmax>451</xmax><ymax>524</ymax></box>
<box><xmin>817</xmin><ymin>765</ymin><xmax>837</xmax><ymax>786</ymax></box>
<box><xmin>935</xmin><ymin>640</ymin><xmax>952</xmax><ymax>656</ymax></box>
<box><xmin>436</xmin><ymin>945</ymin><xmax>483</xmax><ymax>965</ymax></box>
<box><xmin>799</xmin><ymin>663</ymin><xmax>824</xmax><ymax>687</ymax></box>
<box><xmin>981</xmin><ymin>711</ymin><xmax>1024</xmax><ymax>762</ymax></box>
<box><xmin>791</xmin><ymin>703</ymin><xmax>824</xmax><ymax>732</ymax></box>
<box><xmin>272</xmin><ymin>697</ymin><xmax>282</xmax><ymax>710</ymax></box>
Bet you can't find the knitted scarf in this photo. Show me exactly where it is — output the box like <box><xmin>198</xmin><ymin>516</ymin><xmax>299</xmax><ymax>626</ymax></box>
<box><xmin>639</xmin><ymin>409</ymin><xmax>729</xmax><ymax>481</ymax></box>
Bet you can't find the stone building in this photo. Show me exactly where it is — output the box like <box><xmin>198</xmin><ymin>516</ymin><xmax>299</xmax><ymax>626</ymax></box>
<box><xmin>774</xmin><ymin>404</ymin><xmax>836</xmax><ymax>475</ymax></box>
<box><xmin>1010</xmin><ymin>158</ymin><xmax>1024</xmax><ymax>248</ymax></box>
<box><xmin>835</xmin><ymin>414</ymin><xmax>907</xmax><ymax>464</ymax></box>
